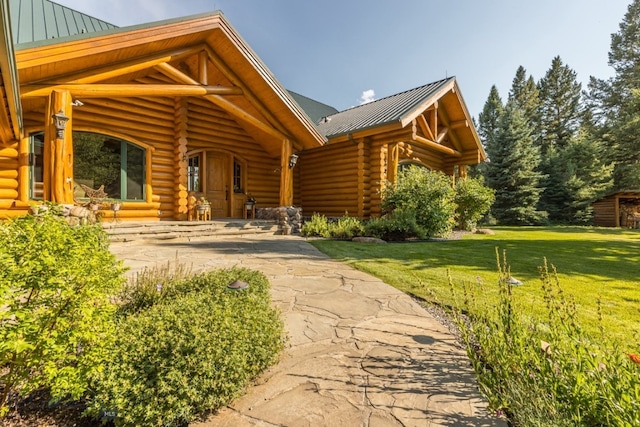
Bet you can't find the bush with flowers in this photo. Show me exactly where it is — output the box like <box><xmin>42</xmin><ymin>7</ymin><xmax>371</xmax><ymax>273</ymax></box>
<box><xmin>450</xmin><ymin>250</ymin><xmax>640</xmax><ymax>426</ymax></box>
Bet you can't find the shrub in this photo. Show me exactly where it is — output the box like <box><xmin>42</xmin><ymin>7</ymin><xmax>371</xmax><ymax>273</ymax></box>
<box><xmin>328</xmin><ymin>213</ymin><xmax>364</xmax><ymax>239</ymax></box>
<box><xmin>0</xmin><ymin>209</ymin><xmax>126</xmax><ymax>415</ymax></box>
<box><xmin>300</xmin><ymin>213</ymin><xmax>330</xmax><ymax>237</ymax></box>
<box><xmin>86</xmin><ymin>267</ymin><xmax>284</xmax><ymax>427</ymax></box>
<box><xmin>451</xmin><ymin>250</ymin><xmax>640</xmax><ymax>426</ymax></box>
<box><xmin>364</xmin><ymin>209</ymin><xmax>426</xmax><ymax>241</ymax></box>
<box><xmin>382</xmin><ymin>166</ymin><xmax>456</xmax><ymax>237</ymax></box>
<box><xmin>454</xmin><ymin>176</ymin><xmax>495</xmax><ymax>230</ymax></box>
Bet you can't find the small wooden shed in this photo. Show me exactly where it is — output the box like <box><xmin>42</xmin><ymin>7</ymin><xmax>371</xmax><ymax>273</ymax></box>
<box><xmin>591</xmin><ymin>191</ymin><xmax>640</xmax><ymax>227</ymax></box>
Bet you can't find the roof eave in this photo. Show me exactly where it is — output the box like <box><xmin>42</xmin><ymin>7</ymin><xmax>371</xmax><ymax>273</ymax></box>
<box><xmin>0</xmin><ymin>0</ymin><xmax>22</xmax><ymax>141</ymax></box>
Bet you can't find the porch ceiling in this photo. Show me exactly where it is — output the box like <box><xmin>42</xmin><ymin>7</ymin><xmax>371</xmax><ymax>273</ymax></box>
<box><xmin>14</xmin><ymin>12</ymin><xmax>325</xmax><ymax>157</ymax></box>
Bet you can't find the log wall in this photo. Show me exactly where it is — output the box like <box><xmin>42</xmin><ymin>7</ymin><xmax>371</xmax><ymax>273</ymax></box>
<box><xmin>0</xmin><ymin>95</ymin><xmax>282</xmax><ymax>220</ymax></box>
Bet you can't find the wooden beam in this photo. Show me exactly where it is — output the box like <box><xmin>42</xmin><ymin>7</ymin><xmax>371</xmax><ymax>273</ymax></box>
<box><xmin>203</xmin><ymin>45</ymin><xmax>290</xmax><ymax>136</ymax></box>
<box><xmin>46</xmin><ymin>90</ymin><xmax>74</xmax><ymax>203</ymax></box>
<box><xmin>451</xmin><ymin>120</ymin><xmax>468</xmax><ymax>130</ymax></box>
<box><xmin>279</xmin><ymin>139</ymin><xmax>294</xmax><ymax>206</ymax></box>
<box><xmin>388</xmin><ymin>143</ymin><xmax>399</xmax><ymax>184</ymax></box>
<box><xmin>23</xmin><ymin>46</ymin><xmax>200</xmax><ymax>86</ymax></box>
<box><xmin>436</xmin><ymin>126</ymin><xmax>449</xmax><ymax>144</ymax></box>
<box><xmin>416</xmin><ymin>114</ymin><xmax>435</xmax><ymax>141</ymax></box>
<box><xmin>437</xmin><ymin>107</ymin><xmax>463</xmax><ymax>151</ymax></box>
<box><xmin>412</xmin><ymin>134</ymin><xmax>462</xmax><ymax>157</ymax></box>
<box><xmin>198</xmin><ymin>50</ymin><xmax>208</xmax><ymax>85</ymax></box>
<box><xmin>155</xmin><ymin>62</ymin><xmax>290</xmax><ymax>142</ymax></box>
<box><xmin>22</xmin><ymin>84</ymin><xmax>243</xmax><ymax>98</ymax></box>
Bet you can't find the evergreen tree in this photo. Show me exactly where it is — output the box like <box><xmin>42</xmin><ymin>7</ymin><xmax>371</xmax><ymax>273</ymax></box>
<box><xmin>536</xmin><ymin>57</ymin><xmax>584</xmax><ymax>220</ymax></box>
<box><xmin>560</xmin><ymin>129</ymin><xmax>614</xmax><ymax>223</ymax></box>
<box><xmin>537</xmin><ymin>56</ymin><xmax>583</xmax><ymax>155</ymax></box>
<box><xmin>471</xmin><ymin>86</ymin><xmax>504</xmax><ymax>179</ymax></box>
<box><xmin>485</xmin><ymin>101</ymin><xmax>546</xmax><ymax>225</ymax></box>
<box><xmin>593</xmin><ymin>1</ymin><xmax>640</xmax><ymax>189</ymax></box>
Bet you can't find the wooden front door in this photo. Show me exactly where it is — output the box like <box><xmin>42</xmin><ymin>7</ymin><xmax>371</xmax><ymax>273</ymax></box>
<box><xmin>206</xmin><ymin>153</ymin><xmax>230</xmax><ymax>217</ymax></box>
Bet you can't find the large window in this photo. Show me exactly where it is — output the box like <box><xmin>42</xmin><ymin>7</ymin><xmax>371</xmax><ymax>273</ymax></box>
<box><xmin>73</xmin><ymin>132</ymin><xmax>145</xmax><ymax>201</ymax></box>
<box><xmin>29</xmin><ymin>131</ymin><xmax>145</xmax><ymax>201</ymax></box>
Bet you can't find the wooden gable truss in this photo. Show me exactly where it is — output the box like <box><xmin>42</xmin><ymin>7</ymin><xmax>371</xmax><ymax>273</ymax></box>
<box><xmin>297</xmin><ymin>78</ymin><xmax>485</xmax><ymax>218</ymax></box>
<box><xmin>0</xmin><ymin>12</ymin><xmax>324</xmax><ymax>219</ymax></box>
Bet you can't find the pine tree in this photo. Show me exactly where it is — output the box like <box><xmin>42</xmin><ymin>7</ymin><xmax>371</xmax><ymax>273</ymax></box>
<box><xmin>594</xmin><ymin>1</ymin><xmax>640</xmax><ymax>189</ymax></box>
<box><xmin>537</xmin><ymin>56</ymin><xmax>583</xmax><ymax>155</ymax></box>
<box><xmin>536</xmin><ymin>56</ymin><xmax>584</xmax><ymax>221</ymax></box>
<box><xmin>485</xmin><ymin>100</ymin><xmax>546</xmax><ymax>225</ymax></box>
<box><xmin>471</xmin><ymin>86</ymin><xmax>504</xmax><ymax>179</ymax></box>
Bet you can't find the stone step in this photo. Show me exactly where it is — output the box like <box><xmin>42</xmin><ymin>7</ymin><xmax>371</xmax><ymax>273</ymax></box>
<box><xmin>103</xmin><ymin>220</ymin><xmax>280</xmax><ymax>243</ymax></box>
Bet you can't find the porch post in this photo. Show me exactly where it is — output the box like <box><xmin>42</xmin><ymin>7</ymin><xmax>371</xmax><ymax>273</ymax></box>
<box><xmin>387</xmin><ymin>142</ymin><xmax>399</xmax><ymax>185</ymax></box>
<box><xmin>279</xmin><ymin>139</ymin><xmax>293</xmax><ymax>206</ymax></box>
<box><xmin>45</xmin><ymin>90</ymin><xmax>73</xmax><ymax>203</ymax></box>
<box><xmin>174</xmin><ymin>98</ymin><xmax>189</xmax><ymax>220</ymax></box>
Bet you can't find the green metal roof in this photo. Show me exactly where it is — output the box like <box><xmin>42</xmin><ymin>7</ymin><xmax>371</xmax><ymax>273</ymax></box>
<box><xmin>9</xmin><ymin>0</ymin><xmax>117</xmax><ymax>46</ymax></box>
<box><xmin>288</xmin><ymin>90</ymin><xmax>338</xmax><ymax>125</ymax></box>
<box><xmin>316</xmin><ymin>77</ymin><xmax>455</xmax><ymax>139</ymax></box>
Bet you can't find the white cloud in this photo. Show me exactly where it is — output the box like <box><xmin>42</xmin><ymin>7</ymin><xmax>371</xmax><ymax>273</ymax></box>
<box><xmin>358</xmin><ymin>89</ymin><xmax>375</xmax><ymax>105</ymax></box>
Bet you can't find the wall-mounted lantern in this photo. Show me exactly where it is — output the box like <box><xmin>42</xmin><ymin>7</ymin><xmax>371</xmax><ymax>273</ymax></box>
<box><xmin>288</xmin><ymin>153</ymin><xmax>299</xmax><ymax>169</ymax></box>
<box><xmin>52</xmin><ymin>109</ymin><xmax>69</xmax><ymax>139</ymax></box>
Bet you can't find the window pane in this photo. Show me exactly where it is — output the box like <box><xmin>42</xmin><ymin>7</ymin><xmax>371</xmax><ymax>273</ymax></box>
<box><xmin>31</xmin><ymin>133</ymin><xmax>44</xmax><ymax>199</ymax></box>
<box><xmin>73</xmin><ymin>132</ymin><xmax>144</xmax><ymax>201</ymax></box>
<box><xmin>188</xmin><ymin>156</ymin><xmax>200</xmax><ymax>192</ymax></box>
<box><xmin>126</xmin><ymin>143</ymin><xmax>144</xmax><ymax>200</ymax></box>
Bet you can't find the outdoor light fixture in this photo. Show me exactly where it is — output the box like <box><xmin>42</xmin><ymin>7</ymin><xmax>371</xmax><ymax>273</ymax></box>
<box><xmin>288</xmin><ymin>153</ymin><xmax>299</xmax><ymax>169</ymax></box>
<box><xmin>52</xmin><ymin>110</ymin><xmax>69</xmax><ymax>139</ymax></box>
<box><xmin>227</xmin><ymin>280</ymin><xmax>249</xmax><ymax>290</ymax></box>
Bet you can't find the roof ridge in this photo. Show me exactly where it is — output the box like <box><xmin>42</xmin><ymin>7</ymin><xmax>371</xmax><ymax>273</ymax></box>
<box><xmin>328</xmin><ymin>76</ymin><xmax>454</xmax><ymax>117</ymax></box>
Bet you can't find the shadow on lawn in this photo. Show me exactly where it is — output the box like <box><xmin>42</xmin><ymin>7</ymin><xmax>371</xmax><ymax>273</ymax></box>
<box><xmin>312</xmin><ymin>231</ymin><xmax>639</xmax><ymax>283</ymax></box>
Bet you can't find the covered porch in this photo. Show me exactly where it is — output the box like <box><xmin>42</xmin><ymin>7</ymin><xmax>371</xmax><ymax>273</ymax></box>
<box><xmin>0</xmin><ymin>11</ymin><xmax>324</xmax><ymax>220</ymax></box>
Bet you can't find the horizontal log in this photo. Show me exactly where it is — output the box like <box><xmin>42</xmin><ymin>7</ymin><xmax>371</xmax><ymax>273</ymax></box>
<box><xmin>22</xmin><ymin>84</ymin><xmax>244</xmax><ymax>98</ymax></box>
<box><xmin>0</xmin><ymin>189</ymin><xmax>18</xmax><ymax>198</ymax></box>
<box><xmin>0</xmin><ymin>147</ymin><xmax>18</xmax><ymax>159</ymax></box>
<box><xmin>100</xmin><ymin>209</ymin><xmax>160</xmax><ymax>219</ymax></box>
<box><xmin>0</xmin><ymin>178</ymin><xmax>18</xmax><ymax>189</ymax></box>
<box><xmin>0</xmin><ymin>159</ymin><xmax>18</xmax><ymax>169</ymax></box>
<box><xmin>0</xmin><ymin>170</ymin><xmax>18</xmax><ymax>179</ymax></box>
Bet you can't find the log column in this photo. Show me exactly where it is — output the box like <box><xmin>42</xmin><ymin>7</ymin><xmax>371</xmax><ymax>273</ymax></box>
<box><xmin>279</xmin><ymin>139</ymin><xmax>293</xmax><ymax>207</ymax></box>
<box><xmin>387</xmin><ymin>142</ymin><xmax>399</xmax><ymax>185</ymax></box>
<box><xmin>174</xmin><ymin>98</ymin><xmax>189</xmax><ymax>219</ymax></box>
<box><xmin>44</xmin><ymin>90</ymin><xmax>73</xmax><ymax>203</ymax></box>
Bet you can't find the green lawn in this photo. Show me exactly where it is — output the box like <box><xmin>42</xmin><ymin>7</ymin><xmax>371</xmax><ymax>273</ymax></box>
<box><xmin>309</xmin><ymin>226</ymin><xmax>640</xmax><ymax>343</ymax></box>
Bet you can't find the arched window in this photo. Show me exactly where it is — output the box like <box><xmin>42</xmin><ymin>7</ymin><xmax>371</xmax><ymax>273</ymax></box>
<box><xmin>73</xmin><ymin>131</ymin><xmax>145</xmax><ymax>201</ymax></box>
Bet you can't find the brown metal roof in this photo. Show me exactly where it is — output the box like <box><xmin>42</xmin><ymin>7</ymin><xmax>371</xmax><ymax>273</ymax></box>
<box><xmin>316</xmin><ymin>77</ymin><xmax>454</xmax><ymax>139</ymax></box>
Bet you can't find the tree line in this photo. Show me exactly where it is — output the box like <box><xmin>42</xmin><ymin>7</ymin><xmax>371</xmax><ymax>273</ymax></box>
<box><xmin>473</xmin><ymin>0</ymin><xmax>640</xmax><ymax>225</ymax></box>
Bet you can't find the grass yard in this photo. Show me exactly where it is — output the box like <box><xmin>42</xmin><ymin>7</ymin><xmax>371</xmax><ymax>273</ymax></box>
<box><xmin>309</xmin><ymin>226</ymin><xmax>640</xmax><ymax>344</ymax></box>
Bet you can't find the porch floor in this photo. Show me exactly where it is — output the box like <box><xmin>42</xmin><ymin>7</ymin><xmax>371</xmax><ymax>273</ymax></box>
<box><xmin>102</xmin><ymin>219</ymin><xmax>280</xmax><ymax>244</ymax></box>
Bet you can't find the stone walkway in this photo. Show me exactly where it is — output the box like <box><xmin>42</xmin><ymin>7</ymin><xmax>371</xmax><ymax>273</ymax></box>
<box><xmin>109</xmin><ymin>234</ymin><xmax>504</xmax><ymax>427</ymax></box>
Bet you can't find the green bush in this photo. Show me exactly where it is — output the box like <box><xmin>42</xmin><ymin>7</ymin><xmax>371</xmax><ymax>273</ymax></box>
<box><xmin>451</xmin><ymin>251</ymin><xmax>640</xmax><ymax>426</ymax></box>
<box><xmin>300</xmin><ymin>213</ymin><xmax>330</xmax><ymax>237</ymax></box>
<box><xmin>86</xmin><ymin>267</ymin><xmax>284</xmax><ymax>427</ymax></box>
<box><xmin>454</xmin><ymin>176</ymin><xmax>495</xmax><ymax>230</ymax></box>
<box><xmin>0</xmin><ymin>208</ymin><xmax>126</xmax><ymax>415</ymax></box>
<box><xmin>382</xmin><ymin>166</ymin><xmax>456</xmax><ymax>237</ymax></box>
<box><xmin>364</xmin><ymin>209</ymin><xmax>426</xmax><ymax>241</ymax></box>
<box><xmin>328</xmin><ymin>213</ymin><xmax>364</xmax><ymax>239</ymax></box>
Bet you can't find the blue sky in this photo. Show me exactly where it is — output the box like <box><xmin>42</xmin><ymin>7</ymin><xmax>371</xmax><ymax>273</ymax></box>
<box><xmin>54</xmin><ymin>0</ymin><xmax>630</xmax><ymax>119</ymax></box>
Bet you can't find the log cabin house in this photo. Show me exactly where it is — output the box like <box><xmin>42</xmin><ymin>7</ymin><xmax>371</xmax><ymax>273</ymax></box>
<box><xmin>0</xmin><ymin>0</ymin><xmax>485</xmax><ymax>222</ymax></box>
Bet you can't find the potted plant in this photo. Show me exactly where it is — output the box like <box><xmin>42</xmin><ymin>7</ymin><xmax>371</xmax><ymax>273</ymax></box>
<box><xmin>197</xmin><ymin>197</ymin><xmax>210</xmax><ymax>213</ymax></box>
